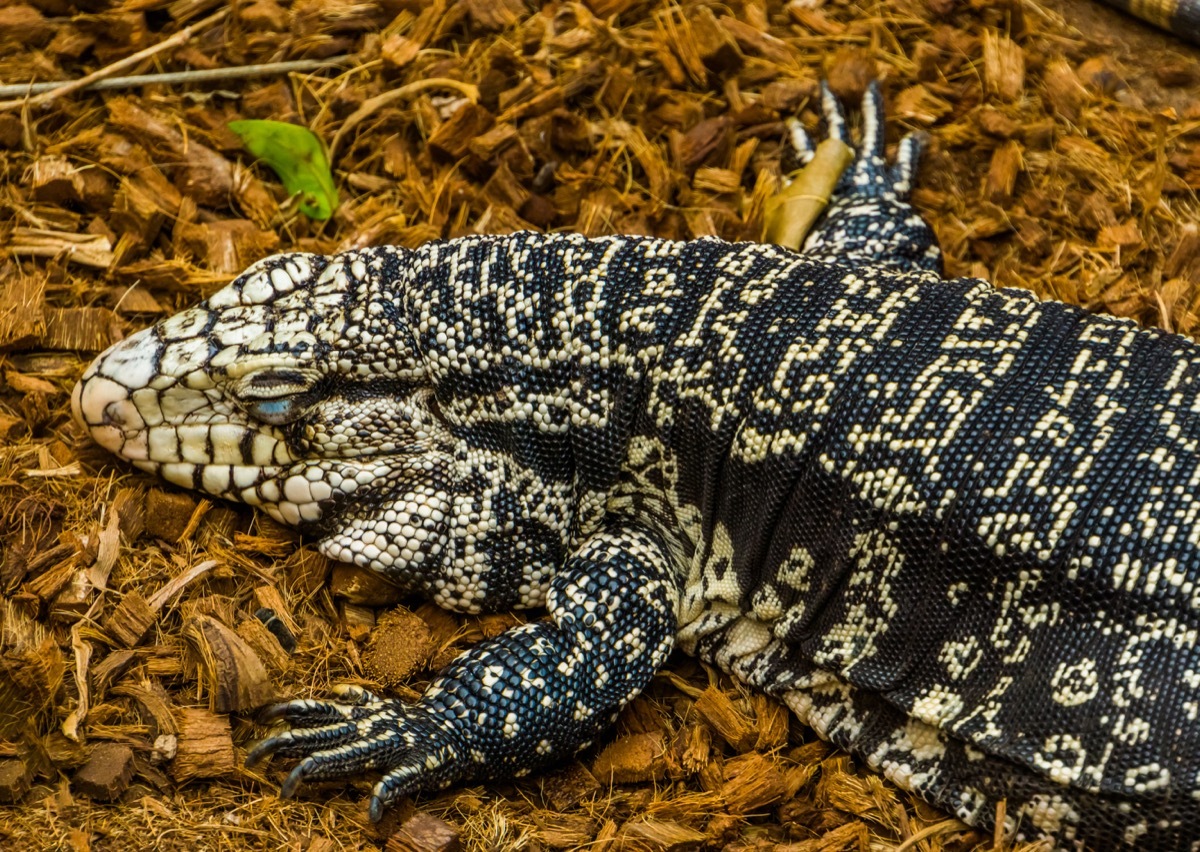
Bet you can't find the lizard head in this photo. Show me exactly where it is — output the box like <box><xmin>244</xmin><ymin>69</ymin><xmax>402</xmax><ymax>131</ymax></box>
<box><xmin>72</xmin><ymin>249</ymin><xmax>453</xmax><ymax>534</ymax></box>
<box><xmin>76</xmin><ymin>237</ymin><xmax>581</xmax><ymax>610</ymax></box>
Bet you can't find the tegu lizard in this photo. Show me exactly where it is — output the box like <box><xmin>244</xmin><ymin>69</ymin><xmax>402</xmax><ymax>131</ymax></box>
<box><xmin>73</xmin><ymin>84</ymin><xmax>1200</xmax><ymax>849</ymax></box>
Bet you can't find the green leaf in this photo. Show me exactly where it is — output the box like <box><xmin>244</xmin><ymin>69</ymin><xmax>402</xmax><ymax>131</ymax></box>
<box><xmin>228</xmin><ymin>119</ymin><xmax>338</xmax><ymax>220</ymax></box>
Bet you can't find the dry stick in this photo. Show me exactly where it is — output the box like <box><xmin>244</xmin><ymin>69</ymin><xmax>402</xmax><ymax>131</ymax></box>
<box><xmin>329</xmin><ymin>77</ymin><xmax>481</xmax><ymax>159</ymax></box>
<box><xmin>147</xmin><ymin>559</ymin><xmax>220</xmax><ymax>612</ymax></box>
<box><xmin>893</xmin><ymin>818</ymin><xmax>972</xmax><ymax>852</ymax></box>
<box><xmin>761</xmin><ymin>137</ymin><xmax>855</xmax><ymax>250</ymax></box>
<box><xmin>63</xmin><ymin>623</ymin><xmax>92</xmax><ymax>741</ymax></box>
<box><xmin>0</xmin><ymin>56</ymin><xmax>355</xmax><ymax>100</ymax></box>
<box><xmin>0</xmin><ymin>7</ymin><xmax>230</xmax><ymax>112</ymax></box>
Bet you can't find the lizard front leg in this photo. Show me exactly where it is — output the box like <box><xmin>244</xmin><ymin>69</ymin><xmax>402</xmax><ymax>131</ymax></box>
<box><xmin>247</xmin><ymin>521</ymin><xmax>677</xmax><ymax>819</ymax></box>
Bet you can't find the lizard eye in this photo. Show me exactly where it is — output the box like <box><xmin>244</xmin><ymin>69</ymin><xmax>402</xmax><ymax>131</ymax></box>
<box><xmin>244</xmin><ymin>395</ymin><xmax>307</xmax><ymax>425</ymax></box>
<box><xmin>234</xmin><ymin>369</ymin><xmax>317</xmax><ymax>426</ymax></box>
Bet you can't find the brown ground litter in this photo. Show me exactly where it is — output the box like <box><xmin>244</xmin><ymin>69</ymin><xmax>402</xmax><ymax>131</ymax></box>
<box><xmin>2</xmin><ymin>1</ymin><xmax>1199</xmax><ymax>850</ymax></box>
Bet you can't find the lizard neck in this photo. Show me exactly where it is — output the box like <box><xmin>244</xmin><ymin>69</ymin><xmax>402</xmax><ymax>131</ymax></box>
<box><xmin>396</xmin><ymin>233</ymin><xmax>720</xmax><ymax>537</ymax></box>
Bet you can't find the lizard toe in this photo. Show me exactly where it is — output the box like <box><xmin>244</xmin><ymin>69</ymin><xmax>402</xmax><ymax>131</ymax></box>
<box><xmin>819</xmin><ymin>80</ymin><xmax>850</xmax><ymax>145</ymax></box>
<box><xmin>888</xmin><ymin>130</ymin><xmax>930</xmax><ymax>199</ymax></box>
<box><xmin>369</xmin><ymin>764</ymin><xmax>426</xmax><ymax>822</ymax></box>
<box><xmin>257</xmin><ymin>694</ymin><xmax>381</xmax><ymax>729</ymax></box>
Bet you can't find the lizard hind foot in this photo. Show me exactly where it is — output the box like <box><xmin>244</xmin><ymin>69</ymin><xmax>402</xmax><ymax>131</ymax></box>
<box><xmin>782</xmin><ymin>80</ymin><xmax>927</xmax><ymax>204</ymax></box>
<box><xmin>794</xmin><ymin>79</ymin><xmax>943</xmax><ymax>275</ymax></box>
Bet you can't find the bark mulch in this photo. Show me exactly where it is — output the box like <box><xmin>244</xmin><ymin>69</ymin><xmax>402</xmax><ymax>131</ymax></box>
<box><xmin>2</xmin><ymin>0</ymin><xmax>1200</xmax><ymax>849</ymax></box>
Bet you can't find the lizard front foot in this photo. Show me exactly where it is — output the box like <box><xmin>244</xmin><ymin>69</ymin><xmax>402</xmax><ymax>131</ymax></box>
<box><xmin>247</xmin><ymin>522</ymin><xmax>678</xmax><ymax>821</ymax></box>
<box><xmin>248</xmin><ymin>684</ymin><xmax>465</xmax><ymax>821</ymax></box>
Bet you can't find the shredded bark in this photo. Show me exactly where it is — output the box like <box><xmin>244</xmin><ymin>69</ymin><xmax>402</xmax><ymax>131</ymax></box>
<box><xmin>1</xmin><ymin>0</ymin><xmax>1198</xmax><ymax>849</ymax></box>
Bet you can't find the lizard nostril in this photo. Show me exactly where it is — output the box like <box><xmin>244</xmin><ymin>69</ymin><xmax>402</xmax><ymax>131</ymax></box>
<box><xmin>103</xmin><ymin>401</ymin><xmax>128</xmax><ymax>428</ymax></box>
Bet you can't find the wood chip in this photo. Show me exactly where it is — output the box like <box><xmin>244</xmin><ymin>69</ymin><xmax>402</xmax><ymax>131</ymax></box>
<box><xmin>752</xmin><ymin>693</ymin><xmax>790</xmax><ymax>751</ymax></box>
<box><xmin>428</xmin><ymin>102</ymin><xmax>496</xmax><ymax>161</ymax></box>
<box><xmin>172</xmin><ymin>219</ymin><xmax>281</xmax><ymax>275</ymax></box>
<box><xmin>382</xmin><ymin>33</ymin><xmax>421</xmax><ymax>70</ymax></box>
<box><xmin>251</xmin><ymin>585</ymin><xmax>300</xmax><ymax>640</ymax></box>
<box><xmin>329</xmin><ymin>562</ymin><xmax>406</xmax><ymax>606</ymax></box>
<box><xmin>824</xmin><ymin>48</ymin><xmax>876</xmax><ymax>103</ymax></box>
<box><xmin>985</xmin><ymin>140</ymin><xmax>1024</xmax><ymax>202</ymax></box>
<box><xmin>669</xmin><ymin>722</ymin><xmax>711</xmax><ymax>777</ymax></box>
<box><xmin>171</xmin><ymin>707</ymin><xmax>236</xmax><ymax>782</ymax></box>
<box><xmin>385</xmin><ymin>811</ymin><xmax>461</xmax><ymax>852</ymax></box>
<box><xmin>363</xmin><ymin>606</ymin><xmax>434</xmax><ymax>687</ymax></box>
<box><xmin>73</xmin><ymin>743</ymin><xmax>135</xmax><ymax>801</ymax></box>
<box><xmin>464</xmin><ymin>0</ymin><xmax>527</xmax><ymax>31</ymax></box>
<box><xmin>982</xmin><ymin>30</ymin><xmax>1024</xmax><ymax>102</ymax></box>
<box><xmin>0</xmin><ymin>758</ymin><xmax>31</xmax><ymax>803</ymax></box>
<box><xmin>776</xmin><ymin>821</ymin><xmax>869</xmax><ymax>851</ymax></box>
<box><xmin>111</xmin><ymin>679</ymin><xmax>179</xmax><ymax>740</ymax></box>
<box><xmin>539</xmin><ymin>760</ymin><xmax>601</xmax><ymax>811</ymax></box>
<box><xmin>144</xmin><ymin>490</ymin><xmax>199</xmax><ymax>542</ymax></box>
<box><xmin>1043</xmin><ymin>59</ymin><xmax>1088</xmax><ymax>125</ymax></box>
<box><xmin>533</xmin><ymin>810</ymin><xmax>595</xmax><ymax>849</ymax></box>
<box><xmin>10</xmin><ymin>228</ymin><xmax>114</xmax><ymax>269</ymax></box>
<box><xmin>690</xmin><ymin>6</ymin><xmax>742</xmax><ymax>76</ymax></box>
<box><xmin>0</xmin><ymin>272</ymin><xmax>46</xmax><ymax>351</ymax></box>
<box><xmin>693</xmin><ymin>687</ymin><xmax>756</xmax><ymax>752</ymax></box>
<box><xmin>720</xmin><ymin>752</ymin><xmax>787</xmax><ymax>813</ymax></box>
<box><xmin>615</xmin><ymin>818</ymin><xmax>706</xmax><ymax>851</ymax></box>
<box><xmin>6</xmin><ymin>370</ymin><xmax>59</xmax><ymax>395</ymax></box>
<box><xmin>236</xmin><ymin>616</ymin><xmax>291</xmax><ymax>673</ymax></box>
<box><xmin>182</xmin><ymin>613</ymin><xmax>278</xmax><ymax>713</ymax></box>
<box><xmin>107</xmin><ymin>99</ymin><xmax>242</xmax><ymax>208</ymax></box>
<box><xmin>42</xmin><ymin>307</ymin><xmax>120</xmax><ymax>352</ymax></box>
<box><xmin>592</xmin><ymin>731</ymin><xmax>667</xmax><ymax>784</ymax></box>
<box><xmin>340</xmin><ymin>602</ymin><xmax>376</xmax><ymax>642</ymax></box>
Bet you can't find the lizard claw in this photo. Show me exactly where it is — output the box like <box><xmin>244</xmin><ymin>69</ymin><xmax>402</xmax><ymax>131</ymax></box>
<box><xmin>280</xmin><ymin>758</ymin><xmax>315</xmax><ymax>798</ymax></box>
<box><xmin>889</xmin><ymin>130</ymin><xmax>930</xmax><ymax>198</ymax></box>
<box><xmin>782</xmin><ymin>80</ymin><xmax>852</xmax><ymax>173</ymax></box>
<box><xmin>369</xmin><ymin>763</ymin><xmax>424</xmax><ymax>822</ymax></box>
<box><xmin>820</xmin><ymin>80</ymin><xmax>850</xmax><ymax>145</ymax></box>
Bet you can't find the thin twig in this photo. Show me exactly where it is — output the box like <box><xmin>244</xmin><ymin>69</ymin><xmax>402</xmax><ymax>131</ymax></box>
<box><xmin>329</xmin><ymin>77</ymin><xmax>480</xmax><ymax>159</ymax></box>
<box><xmin>0</xmin><ymin>56</ymin><xmax>354</xmax><ymax>100</ymax></box>
<box><xmin>893</xmin><ymin>818</ymin><xmax>971</xmax><ymax>852</ymax></box>
<box><xmin>147</xmin><ymin>559</ymin><xmax>220</xmax><ymax>612</ymax></box>
<box><xmin>0</xmin><ymin>7</ymin><xmax>230</xmax><ymax>112</ymax></box>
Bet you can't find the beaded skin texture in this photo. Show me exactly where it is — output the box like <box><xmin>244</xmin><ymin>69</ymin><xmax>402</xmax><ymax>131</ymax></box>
<box><xmin>73</xmin><ymin>85</ymin><xmax>1200</xmax><ymax>849</ymax></box>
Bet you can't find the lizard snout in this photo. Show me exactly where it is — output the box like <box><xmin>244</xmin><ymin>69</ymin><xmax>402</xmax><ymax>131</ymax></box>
<box><xmin>72</xmin><ymin>372</ymin><xmax>150</xmax><ymax>459</ymax></box>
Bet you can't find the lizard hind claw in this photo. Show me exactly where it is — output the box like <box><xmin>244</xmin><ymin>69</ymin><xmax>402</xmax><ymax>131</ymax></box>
<box><xmin>370</xmin><ymin>765</ymin><xmax>424</xmax><ymax>822</ymax></box>
<box><xmin>890</xmin><ymin>130</ymin><xmax>930</xmax><ymax>198</ymax></box>
<box><xmin>368</xmin><ymin>795</ymin><xmax>387</xmax><ymax>824</ymax></box>
<box><xmin>244</xmin><ymin>737</ymin><xmax>280</xmax><ymax>768</ymax></box>
<box><xmin>819</xmin><ymin>80</ymin><xmax>850</xmax><ymax>144</ymax></box>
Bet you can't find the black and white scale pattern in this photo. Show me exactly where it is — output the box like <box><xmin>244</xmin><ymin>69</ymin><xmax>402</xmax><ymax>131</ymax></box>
<box><xmin>73</xmin><ymin>85</ymin><xmax>1200</xmax><ymax>849</ymax></box>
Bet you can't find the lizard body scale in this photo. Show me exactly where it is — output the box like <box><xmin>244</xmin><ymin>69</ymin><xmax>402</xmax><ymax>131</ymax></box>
<box><xmin>72</xmin><ymin>85</ymin><xmax>1200</xmax><ymax>849</ymax></box>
